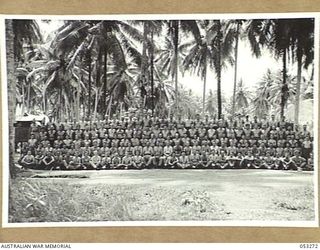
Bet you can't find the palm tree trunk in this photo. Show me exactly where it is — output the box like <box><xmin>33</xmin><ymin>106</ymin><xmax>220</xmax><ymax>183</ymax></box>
<box><xmin>21</xmin><ymin>81</ymin><xmax>25</xmax><ymax>115</ymax></box>
<box><xmin>232</xmin><ymin>21</ymin><xmax>240</xmax><ymax>117</ymax></box>
<box><xmin>217</xmin><ymin>20</ymin><xmax>222</xmax><ymax>119</ymax></box>
<box><xmin>93</xmin><ymin>89</ymin><xmax>99</xmax><ymax>121</ymax></box>
<box><xmin>43</xmin><ymin>92</ymin><xmax>46</xmax><ymax>114</ymax></box>
<box><xmin>294</xmin><ymin>46</ymin><xmax>302</xmax><ymax>124</ymax></box>
<box><xmin>82</xmin><ymin>95</ymin><xmax>86</xmax><ymax>122</ymax></box>
<box><xmin>120</xmin><ymin>102</ymin><xmax>123</xmax><ymax>119</ymax></box>
<box><xmin>59</xmin><ymin>88</ymin><xmax>63</xmax><ymax>122</ymax></box>
<box><xmin>27</xmin><ymin>81</ymin><xmax>31</xmax><ymax>113</ymax></box>
<box><xmin>87</xmin><ymin>52</ymin><xmax>92</xmax><ymax>120</ymax></box>
<box><xmin>6</xmin><ymin>19</ymin><xmax>16</xmax><ymax>178</ymax></box>
<box><xmin>150</xmin><ymin>30</ymin><xmax>155</xmax><ymax>117</ymax></box>
<box><xmin>202</xmin><ymin>55</ymin><xmax>207</xmax><ymax>116</ymax></box>
<box><xmin>173</xmin><ymin>20</ymin><xmax>179</xmax><ymax>113</ymax></box>
<box><xmin>103</xmin><ymin>48</ymin><xmax>107</xmax><ymax>116</ymax></box>
<box><xmin>141</xmin><ymin>21</ymin><xmax>148</xmax><ymax>113</ymax></box>
<box><xmin>280</xmin><ymin>48</ymin><xmax>287</xmax><ymax>118</ymax></box>
<box><xmin>107</xmin><ymin>95</ymin><xmax>113</xmax><ymax>118</ymax></box>
<box><xmin>76</xmin><ymin>74</ymin><xmax>81</xmax><ymax>121</ymax></box>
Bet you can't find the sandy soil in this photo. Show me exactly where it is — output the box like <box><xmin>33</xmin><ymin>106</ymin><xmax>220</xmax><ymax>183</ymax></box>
<box><xmin>9</xmin><ymin>169</ymin><xmax>315</xmax><ymax>222</ymax></box>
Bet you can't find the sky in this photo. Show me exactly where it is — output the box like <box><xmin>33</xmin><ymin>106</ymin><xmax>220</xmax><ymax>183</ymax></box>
<box><xmin>37</xmin><ymin>19</ymin><xmax>304</xmax><ymax>98</ymax></box>
<box><xmin>181</xmin><ymin>40</ymin><xmax>282</xmax><ymax>97</ymax></box>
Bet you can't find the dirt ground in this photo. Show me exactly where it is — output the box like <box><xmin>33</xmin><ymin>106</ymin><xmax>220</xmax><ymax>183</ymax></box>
<box><xmin>9</xmin><ymin>169</ymin><xmax>315</xmax><ymax>222</ymax></box>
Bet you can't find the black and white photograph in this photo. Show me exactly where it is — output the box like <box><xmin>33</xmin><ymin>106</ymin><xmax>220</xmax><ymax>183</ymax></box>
<box><xmin>1</xmin><ymin>14</ymin><xmax>318</xmax><ymax>226</ymax></box>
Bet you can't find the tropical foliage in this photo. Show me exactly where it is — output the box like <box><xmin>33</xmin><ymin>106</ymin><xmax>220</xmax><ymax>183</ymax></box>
<box><xmin>7</xmin><ymin>18</ymin><xmax>314</xmax><ymax>124</ymax></box>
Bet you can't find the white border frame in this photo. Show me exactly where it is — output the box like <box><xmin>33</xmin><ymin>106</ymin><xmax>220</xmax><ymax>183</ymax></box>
<box><xmin>1</xmin><ymin>13</ymin><xmax>319</xmax><ymax>228</ymax></box>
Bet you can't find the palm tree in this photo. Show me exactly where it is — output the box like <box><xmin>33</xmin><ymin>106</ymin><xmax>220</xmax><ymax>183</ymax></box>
<box><xmin>5</xmin><ymin>20</ymin><xmax>16</xmax><ymax>178</ymax></box>
<box><xmin>205</xmin><ymin>89</ymin><xmax>216</xmax><ymax>114</ymax></box>
<box><xmin>246</xmin><ymin>19</ymin><xmax>295</xmax><ymax>118</ymax></box>
<box><xmin>268</xmin><ymin>70</ymin><xmax>296</xmax><ymax>114</ymax></box>
<box><xmin>252</xmin><ymin>69</ymin><xmax>274</xmax><ymax>118</ymax></box>
<box><xmin>176</xmin><ymin>87</ymin><xmax>202</xmax><ymax>119</ymax></box>
<box><xmin>150</xmin><ymin>66</ymin><xmax>175</xmax><ymax>117</ymax></box>
<box><xmin>253</xmin><ymin>69</ymin><xmax>296</xmax><ymax>119</ymax></box>
<box><xmin>225</xmin><ymin>19</ymin><xmax>245</xmax><ymax>116</ymax></box>
<box><xmin>291</xmin><ymin>18</ymin><xmax>314</xmax><ymax>124</ymax></box>
<box><xmin>183</xmin><ymin>21</ymin><xmax>209</xmax><ymax>116</ymax></box>
<box><xmin>208</xmin><ymin>20</ymin><xmax>235</xmax><ymax>119</ymax></box>
<box><xmin>234</xmin><ymin>79</ymin><xmax>251</xmax><ymax>115</ymax></box>
<box><xmin>27</xmin><ymin>20</ymin><xmax>144</xmax><ymax>121</ymax></box>
<box><xmin>156</xmin><ymin>20</ymin><xmax>201</xmax><ymax>113</ymax></box>
<box><xmin>268</xmin><ymin>19</ymin><xmax>295</xmax><ymax>118</ymax></box>
<box><xmin>183</xmin><ymin>20</ymin><xmax>234</xmax><ymax>118</ymax></box>
<box><xmin>5</xmin><ymin>19</ymin><xmax>41</xmax><ymax>178</ymax></box>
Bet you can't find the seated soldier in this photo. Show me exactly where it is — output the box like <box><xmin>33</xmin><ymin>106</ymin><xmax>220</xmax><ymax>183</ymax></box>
<box><xmin>177</xmin><ymin>151</ymin><xmax>189</xmax><ymax>169</ymax></box>
<box><xmin>41</xmin><ymin>151</ymin><xmax>55</xmax><ymax>170</ymax></box>
<box><xmin>143</xmin><ymin>141</ymin><xmax>153</xmax><ymax>168</ymax></box>
<box><xmin>119</xmin><ymin>151</ymin><xmax>133</xmax><ymax>170</ymax></box>
<box><xmin>163</xmin><ymin>140</ymin><xmax>173</xmax><ymax>157</ymax></box>
<box><xmin>82</xmin><ymin>152</ymin><xmax>92</xmax><ymax>170</ymax></box>
<box><xmin>68</xmin><ymin>153</ymin><xmax>80</xmax><ymax>170</ymax></box>
<box><xmin>20</xmin><ymin>150</ymin><xmax>36</xmax><ymax>169</ymax></box>
<box><xmin>61</xmin><ymin>152</ymin><xmax>72</xmax><ymax>170</ymax></box>
<box><xmin>216</xmin><ymin>150</ymin><xmax>228</xmax><ymax>169</ymax></box>
<box><xmin>206</xmin><ymin>152</ymin><xmax>218</xmax><ymax>169</ymax></box>
<box><xmin>196</xmin><ymin>152</ymin><xmax>207</xmax><ymax>169</ymax></box>
<box><xmin>226</xmin><ymin>152</ymin><xmax>238</xmax><ymax>169</ymax></box>
<box><xmin>111</xmin><ymin>152</ymin><xmax>122</xmax><ymax>169</ymax></box>
<box><xmin>260</xmin><ymin>151</ymin><xmax>275</xmax><ymax>170</ymax></box>
<box><xmin>101</xmin><ymin>152</ymin><xmax>112</xmax><ymax>170</ymax></box>
<box><xmin>188</xmin><ymin>151</ymin><xmax>199</xmax><ymax>169</ymax></box>
<box><xmin>273</xmin><ymin>152</ymin><xmax>283</xmax><ymax>170</ymax></box>
<box><xmin>252</xmin><ymin>153</ymin><xmax>262</xmax><ymax>169</ymax></box>
<box><xmin>165</xmin><ymin>152</ymin><xmax>179</xmax><ymax>169</ymax></box>
<box><xmin>90</xmin><ymin>150</ymin><xmax>102</xmax><ymax>170</ymax></box>
<box><xmin>152</xmin><ymin>141</ymin><xmax>164</xmax><ymax>168</ymax></box>
<box><xmin>132</xmin><ymin>151</ymin><xmax>144</xmax><ymax>169</ymax></box>
<box><xmin>34</xmin><ymin>151</ymin><xmax>45</xmax><ymax>169</ymax></box>
<box><xmin>281</xmin><ymin>152</ymin><xmax>292</xmax><ymax>170</ymax></box>
<box><xmin>55</xmin><ymin>154</ymin><xmax>65</xmax><ymax>170</ymax></box>
<box><xmin>289</xmin><ymin>149</ymin><xmax>306</xmax><ymax>171</ymax></box>
<box><xmin>305</xmin><ymin>152</ymin><xmax>313</xmax><ymax>171</ymax></box>
<box><xmin>241</xmin><ymin>151</ymin><xmax>255</xmax><ymax>169</ymax></box>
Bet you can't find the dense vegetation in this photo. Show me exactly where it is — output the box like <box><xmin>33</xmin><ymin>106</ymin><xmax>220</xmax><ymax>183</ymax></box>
<box><xmin>5</xmin><ymin>18</ymin><xmax>314</xmax><ymax>177</ymax></box>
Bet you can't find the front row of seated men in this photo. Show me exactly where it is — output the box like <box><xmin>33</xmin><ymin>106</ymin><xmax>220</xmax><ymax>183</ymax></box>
<box><xmin>19</xmin><ymin>148</ymin><xmax>313</xmax><ymax>171</ymax></box>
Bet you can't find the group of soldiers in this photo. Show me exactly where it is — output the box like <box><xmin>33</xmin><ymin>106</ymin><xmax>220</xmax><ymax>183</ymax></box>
<box><xmin>18</xmin><ymin>114</ymin><xmax>313</xmax><ymax>171</ymax></box>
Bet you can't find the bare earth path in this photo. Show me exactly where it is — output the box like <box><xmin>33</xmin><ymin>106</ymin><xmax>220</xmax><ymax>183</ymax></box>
<box><xmin>10</xmin><ymin>170</ymin><xmax>315</xmax><ymax>222</ymax></box>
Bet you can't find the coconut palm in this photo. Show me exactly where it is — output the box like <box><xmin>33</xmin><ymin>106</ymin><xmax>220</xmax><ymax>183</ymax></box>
<box><xmin>27</xmin><ymin>20</ymin><xmax>145</xmax><ymax>121</ymax></box>
<box><xmin>246</xmin><ymin>19</ymin><xmax>295</xmax><ymax>118</ymax></box>
<box><xmin>267</xmin><ymin>19</ymin><xmax>295</xmax><ymax>118</ymax></box>
<box><xmin>183</xmin><ymin>19</ymin><xmax>234</xmax><ymax>117</ymax></box>
<box><xmin>176</xmin><ymin>87</ymin><xmax>202</xmax><ymax>119</ymax></box>
<box><xmin>225</xmin><ymin>19</ymin><xmax>246</xmax><ymax>116</ymax></box>
<box><xmin>206</xmin><ymin>20</ymin><xmax>234</xmax><ymax>118</ymax></box>
<box><xmin>268</xmin><ymin>71</ymin><xmax>296</xmax><ymax>113</ymax></box>
<box><xmin>205</xmin><ymin>89</ymin><xmax>216</xmax><ymax>114</ymax></box>
<box><xmin>252</xmin><ymin>69</ymin><xmax>274</xmax><ymax>117</ymax></box>
<box><xmin>291</xmin><ymin>18</ymin><xmax>314</xmax><ymax>123</ymax></box>
<box><xmin>183</xmin><ymin>20</ymin><xmax>210</xmax><ymax>115</ymax></box>
<box><xmin>5</xmin><ymin>19</ymin><xmax>42</xmax><ymax>178</ymax></box>
<box><xmin>155</xmin><ymin>20</ymin><xmax>201</xmax><ymax>112</ymax></box>
<box><xmin>234</xmin><ymin>79</ymin><xmax>252</xmax><ymax>115</ymax></box>
<box><xmin>253</xmin><ymin>69</ymin><xmax>296</xmax><ymax>119</ymax></box>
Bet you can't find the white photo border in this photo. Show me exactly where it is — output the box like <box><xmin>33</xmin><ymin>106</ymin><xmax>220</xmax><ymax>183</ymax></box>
<box><xmin>1</xmin><ymin>13</ymin><xmax>319</xmax><ymax>228</ymax></box>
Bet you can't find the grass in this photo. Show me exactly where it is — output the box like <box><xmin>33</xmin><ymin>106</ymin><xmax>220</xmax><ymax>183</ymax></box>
<box><xmin>8</xmin><ymin>178</ymin><xmax>229</xmax><ymax>222</ymax></box>
<box><xmin>273</xmin><ymin>187</ymin><xmax>314</xmax><ymax>212</ymax></box>
<box><xmin>7</xmin><ymin>170</ymin><xmax>315</xmax><ymax>223</ymax></box>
